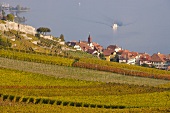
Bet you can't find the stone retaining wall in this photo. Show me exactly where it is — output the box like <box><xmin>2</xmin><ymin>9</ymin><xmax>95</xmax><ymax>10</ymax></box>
<box><xmin>0</xmin><ymin>21</ymin><xmax>36</xmax><ymax>35</ymax></box>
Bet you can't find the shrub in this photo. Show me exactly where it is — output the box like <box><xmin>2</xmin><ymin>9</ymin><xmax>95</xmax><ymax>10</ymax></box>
<box><xmin>22</xmin><ymin>97</ymin><xmax>29</xmax><ymax>103</ymax></box>
<box><xmin>83</xmin><ymin>103</ymin><xmax>89</xmax><ymax>107</ymax></box>
<box><xmin>75</xmin><ymin>102</ymin><xmax>83</xmax><ymax>107</ymax></box>
<box><xmin>97</xmin><ymin>104</ymin><xmax>103</xmax><ymax>108</ymax></box>
<box><xmin>3</xmin><ymin>95</ymin><xmax>9</xmax><ymax>101</ymax></box>
<box><xmin>69</xmin><ymin>102</ymin><xmax>75</xmax><ymax>106</ymax></box>
<box><xmin>29</xmin><ymin>97</ymin><xmax>35</xmax><ymax>103</ymax></box>
<box><xmin>35</xmin><ymin>98</ymin><xmax>41</xmax><ymax>104</ymax></box>
<box><xmin>15</xmin><ymin>96</ymin><xmax>21</xmax><ymax>102</ymax></box>
<box><xmin>90</xmin><ymin>104</ymin><xmax>96</xmax><ymax>108</ymax></box>
<box><xmin>119</xmin><ymin>105</ymin><xmax>126</xmax><ymax>109</ymax></box>
<box><xmin>63</xmin><ymin>101</ymin><xmax>69</xmax><ymax>106</ymax></box>
<box><xmin>9</xmin><ymin>95</ymin><xmax>15</xmax><ymax>101</ymax></box>
<box><xmin>104</xmin><ymin>105</ymin><xmax>111</xmax><ymax>109</ymax></box>
<box><xmin>42</xmin><ymin>99</ymin><xmax>50</xmax><ymax>104</ymax></box>
<box><xmin>56</xmin><ymin>100</ymin><xmax>62</xmax><ymax>105</ymax></box>
<box><xmin>49</xmin><ymin>100</ymin><xmax>55</xmax><ymax>105</ymax></box>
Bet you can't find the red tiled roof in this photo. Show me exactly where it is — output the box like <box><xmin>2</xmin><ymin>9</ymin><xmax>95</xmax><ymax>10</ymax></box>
<box><xmin>107</xmin><ymin>45</ymin><xmax>118</xmax><ymax>50</ymax></box>
<box><xmin>119</xmin><ymin>51</ymin><xmax>138</xmax><ymax>60</ymax></box>
<box><xmin>151</xmin><ymin>53</ymin><xmax>167</xmax><ymax>62</ymax></box>
<box><xmin>93</xmin><ymin>42</ymin><xmax>103</xmax><ymax>51</ymax></box>
<box><xmin>117</xmin><ymin>50</ymin><xmax>130</xmax><ymax>54</ymax></box>
<box><xmin>103</xmin><ymin>49</ymin><xmax>115</xmax><ymax>56</ymax></box>
<box><xmin>78</xmin><ymin>42</ymin><xmax>91</xmax><ymax>51</ymax></box>
<box><xmin>140</xmin><ymin>53</ymin><xmax>151</xmax><ymax>61</ymax></box>
<box><xmin>87</xmin><ymin>49</ymin><xmax>96</xmax><ymax>54</ymax></box>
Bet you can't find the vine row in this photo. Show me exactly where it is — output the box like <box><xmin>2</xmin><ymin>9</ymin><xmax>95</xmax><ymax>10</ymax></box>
<box><xmin>0</xmin><ymin>94</ymin><xmax>126</xmax><ymax>109</ymax></box>
<box><xmin>73</xmin><ymin>62</ymin><xmax>170</xmax><ymax>80</ymax></box>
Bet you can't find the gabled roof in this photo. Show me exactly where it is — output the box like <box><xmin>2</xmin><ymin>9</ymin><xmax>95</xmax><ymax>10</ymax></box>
<box><xmin>74</xmin><ymin>41</ymin><xmax>91</xmax><ymax>51</ymax></box>
<box><xmin>139</xmin><ymin>53</ymin><xmax>151</xmax><ymax>61</ymax></box>
<box><xmin>87</xmin><ymin>49</ymin><xmax>96</xmax><ymax>54</ymax></box>
<box><xmin>117</xmin><ymin>49</ymin><xmax>130</xmax><ymax>54</ymax></box>
<box><xmin>151</xmin><ymin>53</ymin><xmax>167</xmax><ymax>62</ymax></box>
<box><xmin>107</xmin><ymin>45</ymin><xmax>119</xmax><ymax>50</ymax></box>
<box><xmin>93</xmin><ymin>42</ymin><xmax>103</xmax><ymax>51</ymax></box>
<box><xmin>119</xmin><ymin>51</ymin><xmax>138</xmax><ymax>60</ymax></box>
<box><xmin>103</xmin><ymin>49</ymin><xmax>115</xmax><ymax>56</ymax></box>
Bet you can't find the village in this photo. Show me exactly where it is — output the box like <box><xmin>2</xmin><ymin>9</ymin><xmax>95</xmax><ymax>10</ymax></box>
<box><xmin>67</xmin><ymin>35</ymin><xmax>170</xmax><ymax>70</ymax></box>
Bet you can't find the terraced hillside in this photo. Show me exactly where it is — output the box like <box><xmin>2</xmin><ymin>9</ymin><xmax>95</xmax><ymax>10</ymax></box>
<box><xmin>0</xmin><ymin>56</ymin><xmax>170</xmax><ymax>112</ymax></box>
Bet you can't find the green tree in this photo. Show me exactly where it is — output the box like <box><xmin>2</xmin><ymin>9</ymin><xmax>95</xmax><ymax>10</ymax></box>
<box><xmin>7</xmin><ymin>14</ymin><xmax>14</xmax><ymax>21</ymax></box>
<box><xmin>99</xmin><ymin>53</ymin><xmax>106</xmax><ymax>60</ymax></box>
<box><xmin>60</xmin><ymin>34</ymin><xmax>65</xmax><ymax>41</ymax></box>
<box><xmin>111</xmin><ymin>54</ymin><xmax>119</xmax><ymax>62</ymax></box>
<box><xmin>37</xmin><ymin>27</ymin><xmax>51</xmax><ymax>35</ymax></box>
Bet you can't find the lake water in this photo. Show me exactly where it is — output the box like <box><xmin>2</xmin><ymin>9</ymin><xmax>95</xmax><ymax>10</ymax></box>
<box><xmin>2</xmin><ymin>0</ymin><xmax>170</xmax><ymax>54</ymax></box>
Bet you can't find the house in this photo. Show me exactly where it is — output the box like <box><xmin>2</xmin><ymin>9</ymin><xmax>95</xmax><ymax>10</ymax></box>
<box><xmin>118</xmin><ymin>50</ymin><xmax>138</xmax><ymax>65</ymax></box>
<box><xmin>66</xmin><ymin>41</ymin><xmax>77</xmax><ymax>46</ymax></box>
<box><xmin>73</xmin><ymin>43</ymin><xmax>82</xmax><ymax>51</ymax></box>
<box><xmin>150</xmin><ymin>52</ymin><xmax>170</xmax><ymax>70</ymax></box>
<box><xmin>138</xmin><ymin>53</ymin><xmax>151</xmax><ymax>66</ymax></box>
<box><xmin>102</xmin><ymin>45</ymin><xmax>121</xmax><ymax>61</ymax></box>
<box><xmin>78</xmin><ymin>41</ymin><xmax>91</xmax><ymax>52</ymax></box>
<box><xmin>107</xmin><ymin>45</ymin><xmax>122</xmax><ymax>52</ymax></box>
<box><xmin>87</xmin><ymin>49</ymin><xmax>98</xmax><ymax>55</ymax></box>
<box><xmin>93</xmin><ymin>42</ymin><xmax>103</xmax><ymax>52</ymax></box>
<box><xmin>103</xmin><ymin>49</ymin><xmax>116</xmax><ymax>61</ymax></box>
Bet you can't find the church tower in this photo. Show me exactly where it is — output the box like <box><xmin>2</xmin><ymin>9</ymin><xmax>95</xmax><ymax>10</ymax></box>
<box><xmin>87</xmin><ymin>33</ymin><xmax>94</xmax><ymax>49</ymax></box>
<box><xmin>88</xmin><ymin>34</ymin><xmax>92</xmax><ymax>44</ymax></box>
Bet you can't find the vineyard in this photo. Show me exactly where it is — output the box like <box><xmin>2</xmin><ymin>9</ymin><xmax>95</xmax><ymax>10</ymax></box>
<box><xmin>0</xmin><ymin>57</ymin><xmax>169</xmax><ymax>86</ymax></box>
<box><xmin>65</xmin><ymin>50</ymin><xmax>97</xmax><ymax>59</ymax></box>
<box><xmin>1</xmin><ymin>49</ymin><xmax>170</xmax><ymax>81</ymax></box>
<box><xmin>1</xmin><ymin>100</ymin><xmax>169</xmax><ymax>113</ymax></box>
<box><xmin>0</xmin><ymin>94</ymin><xmax>126</xmax><ymax>109</ymax></box>
<box><xmin>73</xmin><ymin>58</ymin><xmax>170</xmax><ymax>80</ymax></box>
<box><xmin>0</xmin><ymin>49</ymin><xmax>170</xmax><ymax>112</ymax></box>
<box><xmin>0</xmin><ymin>65</ymin><xmax>170</xmax><ymax>112</ymax></box>
<box><xmin>0</xmin><ymin>49</ymin><xmax>74</xmax><ymax>66</ymax></box>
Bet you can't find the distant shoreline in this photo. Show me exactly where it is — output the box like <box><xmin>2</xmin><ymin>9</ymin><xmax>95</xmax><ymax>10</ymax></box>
<box><xmin>0</xmin><ymin>2</ymin><xmax>30</xmax><ymax>12</ymax></box>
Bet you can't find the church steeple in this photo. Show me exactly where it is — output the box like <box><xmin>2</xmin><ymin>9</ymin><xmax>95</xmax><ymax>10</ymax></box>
<box><xmin>88</xmin><ymin>33</ymin><xmax>92</xmax><ymax>44</ymax></box>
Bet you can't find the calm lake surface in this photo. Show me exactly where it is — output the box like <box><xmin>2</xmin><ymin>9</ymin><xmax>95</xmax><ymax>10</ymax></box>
<box><xmin>3</xmin><ymin>0</ymin><xmax>170</xmax><ymax>54</ymax></box>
